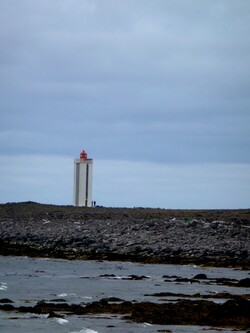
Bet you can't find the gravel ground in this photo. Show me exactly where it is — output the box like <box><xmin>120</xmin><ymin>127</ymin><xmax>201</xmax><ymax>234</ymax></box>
<box><xmin>0</xmin><ymin>202</ymin><xmax>249</xmax><ymax>266</ymax></box>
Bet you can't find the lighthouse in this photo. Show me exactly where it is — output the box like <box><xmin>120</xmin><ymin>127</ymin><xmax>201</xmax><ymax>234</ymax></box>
<box><xmin>73</xmin><ymin>150</ymin><xmax>93</xmax><ymax>207</ymax></box>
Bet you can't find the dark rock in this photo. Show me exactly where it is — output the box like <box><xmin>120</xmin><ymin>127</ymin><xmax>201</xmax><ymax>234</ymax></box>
<box><xmin>100</xmin><ymin>297</ymin><xmax>124</xmax><ymax>303</ymax></box>
<box><xmin>145</xmin><ymin>292</ymin><xmax>177</xmax><ymax>297</ymax></box>
<box><xmin>0</xmin><ymin>304</ymin><xmax>15</xmax><ymax>311</ymax></box>
<box><xmin>0</xmin><ymin>297</ymin><xmax>250</xmax><ymax>329</ymax></box>
<box><xmin>144</xmin><ymin>291</ymin><xmax>250</xmax><ymax>300</ymax></box>
<box><xmin>174</xmin><ymin>278</ymin><xmax>190</xmax><ymax>282</ymax></box>
<box><xmin>213</xmin><ymin>277</ymin><xmax>238</xmax><ymax>286</ymax></box>
<box><xmin>221</xmin><ymin>297</ymin><xmax>250</xmax><ymax>316</ymax></box>
<box><xmin>127</xmin><ymin>275</ymin><xmax>149</xmax><ymax>280</ymax></box>
<box><xmin>0</xmin><ymin>298</ymin><xmax>14</xmax><ymax>303</ymax></box>
<box><xmin>174</xmin><ymin>278</ymin><xmax>200</xmax><ymax>284</ymax></box>
<box><xmin>237</xmin><ymin>278</ymin><xmax>250</xmax><ymax>287</ymax></box>
<box><xmin>209</xmin><ymin>296</ymin><xmax>250</xmax><ymax>327</ymax></box>
<box><xmin>0</xmin><ymin>202</ymin><xmax>249</xmax><ymax>266</ymax></box>
<box><xmin>128</xmin><ymin>298</ymin><xmax>250</xmax><ymax>327</ymax></box>
<box><xmin>193</xmin><ymin>273</ymin><xmax>207</xmax><ymax>279</ymax></box>
<box><xmin>128</xmin><ymin>300</ymin><xmax>216</xmax><ymax>325</ymax></box>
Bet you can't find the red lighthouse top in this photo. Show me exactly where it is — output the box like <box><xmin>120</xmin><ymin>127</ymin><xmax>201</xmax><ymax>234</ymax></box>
<box><xmin>80</xmin><ymin>150</ymin><xmax>87</xmax><ymax>160</ymax></box>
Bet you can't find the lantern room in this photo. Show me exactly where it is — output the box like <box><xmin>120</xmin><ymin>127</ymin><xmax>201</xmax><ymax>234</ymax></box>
<box><xmin>80</xmin><ymin>150</ymin><xmax>87</xmax><ymax>160</ymax></box>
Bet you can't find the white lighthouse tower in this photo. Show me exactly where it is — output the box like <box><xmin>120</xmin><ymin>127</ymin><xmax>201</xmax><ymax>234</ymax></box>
<box><xmin>73</xmin><ymin>150</ymin><xmax>93</xmax><ymax>207</ymax></box>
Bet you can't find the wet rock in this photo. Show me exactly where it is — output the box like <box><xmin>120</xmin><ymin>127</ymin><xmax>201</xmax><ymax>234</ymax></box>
<box><xmin>212</xmin><ymin>277</ymin><xmax>238</xmax><ymax>286</ymax></box>
<box><xmin>208</xmin><ymin>297</ymin><xmax>250</xmax><ymax>328</ymax></box>
<box><xmin>128</xmin><ymin>300</ymin><xmax>216</xmax><ymax>325</ymax></box>
<box><xmin>100</xmin><ymin>297</ymin><xmax>124</xmax><ymax>303</ymax></box>
<box><xmin>145</xmin><ymin>292</ymin><xmax>178</xmax><ymax>297</ymax></box>
<box><xmin>0</xmin><ymin>304</ymin><xmax>15</xmax><ymax>311</ymax></box>
<box><xmin>237</xmin><ymin>278</ymin><xmax>250</xmax><ymax>287</ymax></box>
<box><xmin>0</xmin><ymin>297</ymin><xmax>250</xmax><ymax>329</ymax></box>
<box><xmin>0</xmin><ymin>298</ymin><xmax>14</xmax><ymax>303</ymax></box>
<box><xmin>128</xmin><ymin>298</ymin><xmax>250</xmax><ymax>328</ymax></box>
<box><xmin>126</xmin><ymin>275</ymin><xmax>149</xmax><ymax>280</ymax></box>
<box><xmin>193</xmin><ymin>273</ymin><xmax>207</xmax><ymax>279</ymax></box>
<box><xmin>145</xmin><ymin>291</ymin><xmax>250</xmax><ymax>300</ymax></box>
<box><xmin>174</xmin><ymin>277</ymin><xmax>200</xmax><ymax>284</ymax></box>
<box><xmin>220</xmin><ymin>297</ymin><xmax>250</xmax><ymax>316</ymax></box>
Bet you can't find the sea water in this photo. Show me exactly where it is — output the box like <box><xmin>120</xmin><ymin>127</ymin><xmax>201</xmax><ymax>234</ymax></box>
<box><xmin>0</xmin><ymin>256</ymin><xmax>249</xmax><ymax>333</ymax></box>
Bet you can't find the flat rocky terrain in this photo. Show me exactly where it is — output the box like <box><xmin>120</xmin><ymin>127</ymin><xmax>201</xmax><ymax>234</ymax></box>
<box><xmin>0</xmin><ymin>202</ymin><xmax>250</xmax><ymax>267</ymax></box>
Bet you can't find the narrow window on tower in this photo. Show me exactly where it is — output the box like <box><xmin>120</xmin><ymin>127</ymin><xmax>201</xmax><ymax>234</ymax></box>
<box><xmin>85</xmin><ymin>163</ymin><xmax>89</xmax><ymax>206</ymax></box>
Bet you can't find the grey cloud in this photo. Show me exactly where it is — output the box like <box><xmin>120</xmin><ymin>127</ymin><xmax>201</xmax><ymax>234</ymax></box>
<box><xmin>0</xmin><ymin>0</ymin><xmax>250</xmax><ymax>164</ymax></box>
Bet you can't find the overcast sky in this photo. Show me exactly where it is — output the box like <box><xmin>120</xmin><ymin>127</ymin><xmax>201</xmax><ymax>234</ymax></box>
<box><xmin>0</xmin><ymin>0</ymin><xmax>249</xmax><ymax>208</ymax></box>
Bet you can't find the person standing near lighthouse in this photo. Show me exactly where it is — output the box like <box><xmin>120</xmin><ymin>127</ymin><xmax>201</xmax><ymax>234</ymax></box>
<box><xmin>73</xmin><ymin>150</ymin><xmax>93</xmax><ymax>207</ymax></box>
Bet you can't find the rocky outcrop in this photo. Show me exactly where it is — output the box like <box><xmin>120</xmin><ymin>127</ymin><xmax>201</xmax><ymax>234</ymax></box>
<box><xmin>1</xmin><ymin>297</ymin><xmax>250</xmax><ymax>329</ymax></box>
<box><xmin>0</xmin><ymin>202</ymin><xmax>249</xmax><ymax>266</ymax></box>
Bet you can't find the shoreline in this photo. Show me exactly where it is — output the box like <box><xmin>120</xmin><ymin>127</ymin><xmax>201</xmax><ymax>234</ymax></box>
<box><xmin>0</xmin><ymin>202</ymin><xmax>250</xmax><ymax>267</ymax></box>
<box><xmin>1</xmin><ymin>242</ymin><xmax>249</xmax><ymax>268</ymax></box>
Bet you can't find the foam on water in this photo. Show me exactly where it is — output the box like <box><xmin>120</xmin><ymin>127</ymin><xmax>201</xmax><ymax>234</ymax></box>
<box><xmin>0</xmin><ymin>282</ymin><xmax>8</xmax><ymax>290</ymax></box>
<box><xmin>9</xmin><ymin>313</ymin><xmax>50</xmax><ymax>319</ymax></box>
<box><xmin>57</xmin><ymin>292</ymin><xmax>77</xmax><ymax>297</ymax></box>
<box><xmin>81</xmin><ymin>296</ymin><xmax>93</xmax><ymax>300</ymax></box>
<box><xmin>141</xmin><ymin>322</ymin><xmax>152</xmax><ymax>327</ymax></box>
<box><xmin>70</xmin><ymin>329</ymin><xmax>98</xmax><ymax>333</ymax></box>
<box><xmin>56</xmin><ymin>318</ymin><xmax>69</xmax><ymax>325</ymax></box>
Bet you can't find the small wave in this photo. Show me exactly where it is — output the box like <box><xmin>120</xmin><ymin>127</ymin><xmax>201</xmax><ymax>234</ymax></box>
<box><xmin>57</xmin><ymin>293</ymin><xmax>77</xmax><ymax>297</ymax></box>
<box><xmin>56</xmin><ymin>318</ymin><xmax>69</xmax><ymax>325</ymax></box>
<box><xmin>0</xmin><ymin>282</ymin><xmax>8</xmax><ymax>290</ymax></box>
<box><xmin>140</xmin><ymin>322</ymin><xmax>152</xmax><ymax>327</ymax></box>
<box><xmin>13</xmin><ymin>313</ymin><xmax>50</xmax><ymax>319</ymax></box>
<box><xmin>30</xmin><ymin>313</ymin><xmax>50</xmax><ymax>319</ymax></box>
<box><xmin>70</xmin><ymin>328</ymin><xmax>98</xmax><ymax>333</ymax></box>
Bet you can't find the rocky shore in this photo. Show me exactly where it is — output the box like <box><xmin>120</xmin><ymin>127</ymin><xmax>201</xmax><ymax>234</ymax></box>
<box><xmin>1</xmin><ymin>297</ymin><xmax>250</xmax><ymax>329</ymax></box>
<box><xmin>0</xmin><ymin>202</ymin><xmax>250</xmax><ymax>267</ymax></box>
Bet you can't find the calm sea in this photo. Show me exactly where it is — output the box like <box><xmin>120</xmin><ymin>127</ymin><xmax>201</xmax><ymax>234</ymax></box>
<box><xmin>0</xmin><ymin>256</ymin><xmax>249</xmax><ymax>333</ymax></box>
